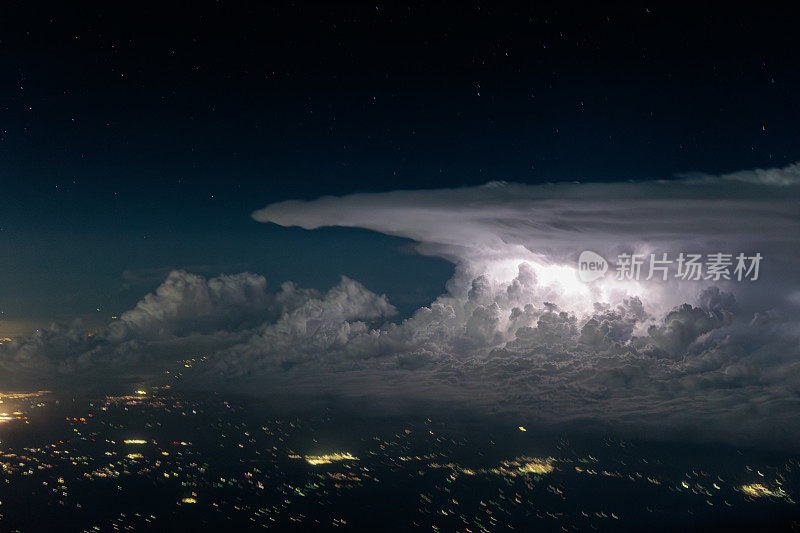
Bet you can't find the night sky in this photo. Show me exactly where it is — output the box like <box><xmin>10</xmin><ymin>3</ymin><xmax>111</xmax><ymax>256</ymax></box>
<box><xmin>2</xmin><ymin>2</ymin><xmax>798</xmax><ymax>330</ymax></box>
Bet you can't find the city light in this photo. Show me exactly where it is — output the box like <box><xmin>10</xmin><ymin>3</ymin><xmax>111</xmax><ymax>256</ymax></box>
<box><xmin>303</xmin><ymin>452</ymin><xmax>358</xmax><ymax>466</ymax></box>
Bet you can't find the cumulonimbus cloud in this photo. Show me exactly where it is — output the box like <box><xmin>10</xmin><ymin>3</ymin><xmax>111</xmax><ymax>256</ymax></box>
<box><xmin>253</xmin><ymin>163</ymin><xmax>800</xmax><ymax>315</ymax></box>
<box><xmin>243</xmin><ymin>164</ymin><xmax>800</xmax><ymax>445</ymax></box>
<box><xmin>2</xmin><ymin>164</ymin><xmax>799</xmax><ymax>447</ymax></box>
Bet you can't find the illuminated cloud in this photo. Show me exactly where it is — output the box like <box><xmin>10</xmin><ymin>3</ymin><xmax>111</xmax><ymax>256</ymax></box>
<box><xmin>240</xmin><ymin>164</ymin><xmax>800</xmax><ymax>445</ymax></box>
<box><xmin>1</xmin><ymin>164</ymin><xmax>800</xmax><ymax>446</ymax></box>
<box><xmin>252</xmin><ymin>163</ymin><xmax>800</xmax><ymax>318</ymax></box>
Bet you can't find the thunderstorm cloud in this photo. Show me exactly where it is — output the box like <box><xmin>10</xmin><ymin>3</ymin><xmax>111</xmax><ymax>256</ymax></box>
<box><xmin>2</xmin><ymin>163</ymin><xmax>800</xmax><ymax>446</ymax></box>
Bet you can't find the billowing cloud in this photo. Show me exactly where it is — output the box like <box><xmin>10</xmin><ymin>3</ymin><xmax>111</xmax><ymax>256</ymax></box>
<box><xmin>2</xmin><ymin>164</ymin><xmax>800</xmax><ymax>447</ymax></box>
<box><xmin>241</xmin><ymin>164</ymin><xmax>800</xmax><ymax>445</ymax></box>
<box><xmin>0</xmin><ymin>270</ymin><xmax>344</xmax><ymax>383</ymax></box>
<box><xmin>216</xmin><ymin>276</ymin><xmax>396</xmax><ymax>372</ymax></box>
<box><xmin>108</xmin><ymin>270</ymin><xmax>272</xmax><ymax>341</ymax></box>
<box><xmin>253</xmin><ymin>163</ymin><xmax>800</xmax><ymax>318</ymax></box>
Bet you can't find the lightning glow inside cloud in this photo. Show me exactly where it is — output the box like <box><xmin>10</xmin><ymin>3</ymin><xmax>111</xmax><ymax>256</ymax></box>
<box><xmin>2</xmin><ymin>164</ymin><xmax>800</xmax><ymax>447</ymax></box>
<box><xmin>252</xmin><ymin>165</ymin><xmax>800</xmax><ymax>318</ymax></box>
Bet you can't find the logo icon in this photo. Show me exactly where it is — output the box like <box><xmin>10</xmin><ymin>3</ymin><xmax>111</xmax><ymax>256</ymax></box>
<box><xmin>578</xmin><ymin>251</ymin><xmax>608</xmax><ymax>283</ymax></box>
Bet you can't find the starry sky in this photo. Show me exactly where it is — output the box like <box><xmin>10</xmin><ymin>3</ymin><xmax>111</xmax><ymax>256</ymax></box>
<box><xmin>1</xmin><ymin>2</ymin><xmax>799</xmax><ymax>333</ymax></box>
